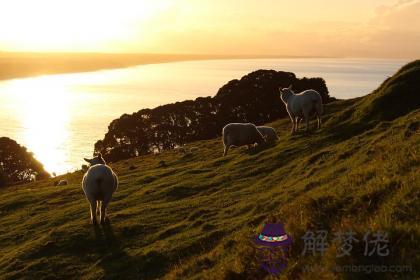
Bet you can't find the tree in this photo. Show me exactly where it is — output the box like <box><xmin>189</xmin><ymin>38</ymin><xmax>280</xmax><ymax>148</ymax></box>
<box><xmin>0</xmin><ymin>137</ymin><xmax>49</xmax><ymax>187</ymax></box>
<box><xmin>94</xmin><ymin>70</ymin><xmax>330</xmax><ymax>162</ymax></box>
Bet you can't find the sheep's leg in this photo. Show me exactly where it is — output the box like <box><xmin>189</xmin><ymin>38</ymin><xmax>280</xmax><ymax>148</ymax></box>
<box><xmin>290</xmin><ymin>116</ymin><xmax>296</xmax><ymax>134</ymax></box>
<box><xmin>223</xmin><ymin>145</ymin><xmax>230</xmax><ymax>156</ymax></box>
<box><xmin>296</xmin><ymin>117</ymin><xmax>302</xmax><ymax>131</ymax></box>
<box><xmin>100</xmin><ymin>198</ymin><xmax>111</xmax><ymax>224</ymax></box>
<box><xmin>89</xmin><ymin>200</ymin><xmax>97</xmax><ymax>225</ymax></box>
<box><xmin>96</xmin><ymin>201</ymin><xmax>101</xmax><ymax>217</ymax></box>
<box><xmin>317</xmin><ymin>113</ymin><xmax>322</xmax><ymax>129</ymax></box>
<box><xmin>304</xmin><ymin>112</ymin><xmax>310</xmax><ymax>132</ymax></box>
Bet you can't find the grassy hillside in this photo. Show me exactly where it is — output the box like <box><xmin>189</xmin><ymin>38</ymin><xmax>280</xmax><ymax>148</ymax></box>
<box><xmin>0</xmin><ymin>62</ymin><xmax>419</xmax><ymax>279</ymax></box>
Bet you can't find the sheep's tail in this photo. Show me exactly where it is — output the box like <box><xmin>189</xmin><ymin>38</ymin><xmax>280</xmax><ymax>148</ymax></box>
<box><xmin>96</xmin><ymin>177</ymin><xmax>102</xmax><ymax>190</ymax></box>
<box><xmin>95</xmin><ymin>177</ymin><xmax>104</xmax><ymax>199</ymax></box>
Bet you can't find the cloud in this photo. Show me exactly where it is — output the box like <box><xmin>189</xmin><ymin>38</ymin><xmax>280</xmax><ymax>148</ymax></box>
<box><xmin>376</xmin><ymin>0</ymin><xmax>419</xmax><ymax>15</ymax></box>
<box><xmin>363</xmin><ymin>0</ymin><xmax>420</xmax><ymax>57</ymax></box>
<box><xmin>262</xmin><ymin>0</ymin><xmax>420</xmax><ymax>58</ymax></box>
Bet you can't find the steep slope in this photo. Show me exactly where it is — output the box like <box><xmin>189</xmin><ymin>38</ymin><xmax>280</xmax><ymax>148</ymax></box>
<box><xmin>356</xmin><ymin>60</ymin><xmax>420</xmax><ymax>122</ymax></box>
<box><xmin>328</xmin><ymin>60</ymin><xmax>420</xmax><ymax>127</ymax></box>
<box><xmin>0</xmin><ymin>62</ymin><xmax>418</xmax><ymax>280</ymax></box>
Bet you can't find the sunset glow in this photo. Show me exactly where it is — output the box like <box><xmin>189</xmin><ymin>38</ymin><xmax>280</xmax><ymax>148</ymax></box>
<box><xmin>0</xmin><ymin>0</ymin><xmax>419</xmax><ymax>58</ymax></box>
<box><xmin>0</xmin><ymin>0</ymin><xmax>172</xmax><ymax>52</ymax></box>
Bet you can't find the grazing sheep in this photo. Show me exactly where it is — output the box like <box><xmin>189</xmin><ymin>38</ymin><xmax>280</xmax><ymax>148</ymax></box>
<box><xmin>177</xmin><ymin>146</ymin><xmax>198</xmax><ymax>155</ymax></box>
<box><xmin>54</xmin><ymin>179</ymin><xmax>68</xmax><ymax>186</ymax></box>
<box><xmin>257</xmin><ymin>126</ymin><xmax>279</xmax><ymax>144</ymax></box>
<box><xmin>222</xmin><ymin>123</ymin><xmax>266</xmax><ymax>156</ymax></box>
<box><xmin>82</xmin><ymin>153</ymin><xmax>118</xmax><ymax>225</ymax></box>
<box><xmin>279</xmin><ymin>85</ymin><xmax>323</xmax><ymax>133</ymax></box>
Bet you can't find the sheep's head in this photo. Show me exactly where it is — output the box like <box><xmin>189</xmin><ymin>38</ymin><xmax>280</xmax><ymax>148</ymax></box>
<box><xmin>257</xmin><ymin>132</ymin><xmax>267</xmax><ymax>145</ymax></box>
<box><xmin>84</xmin><ymin>153</ymin><xmax>106</xmax><ymax>167</ymax></box>
<box><xmin>279</xmin><ymin>85</ymin><xmax>294</xmax><ymax>103</ymax></box>
<box><xmin>260</xmin><ymin>135</ymin><xmax>268</xmax><ymax>144</ymax></box>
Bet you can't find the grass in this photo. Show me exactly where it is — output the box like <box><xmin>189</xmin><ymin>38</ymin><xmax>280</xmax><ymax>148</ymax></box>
<box><xmin>0</xmin><ymin>62</ymin><xmax>419</xmax><ymax>279</ymax></box>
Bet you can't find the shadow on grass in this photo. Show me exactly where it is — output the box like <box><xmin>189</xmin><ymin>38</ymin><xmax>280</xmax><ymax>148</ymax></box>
<box><xmin>92</xmin><ymin>222</ymin><xmax>169</xmax><ymax>279</ymax></box>
<box><xmin>92</xmin><ymin>222</ymin><xmax>138</xmax><ymax>278</ymax></box>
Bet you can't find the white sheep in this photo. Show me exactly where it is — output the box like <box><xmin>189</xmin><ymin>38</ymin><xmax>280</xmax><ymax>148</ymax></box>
<box><xmin>82</xmin><ymin>153</ymin><xmax>118</xmax><ymax>225</ymax></box>
<box><xmin>222</xmin><ymin>123</ymin><xmax>266</xmax><ymax>156</ymax></box>
<box><xmin>55</xmin><ymin>179</ymin><xmax>68</xmax><ymax>186</ymax></box>
<box><xmin>177</xmin><ymin>146</ymin><xmax>198</xmax><ymax>154</ymax></box>
<box><xmin>257</xmin><ymin>126</ymin><xmax>279</xmax><ymax>144</ymax></box>
<box><xmin>279</xmin><ymin>85</ymin><xmax>323</xmax><ymax>133</ymax></box>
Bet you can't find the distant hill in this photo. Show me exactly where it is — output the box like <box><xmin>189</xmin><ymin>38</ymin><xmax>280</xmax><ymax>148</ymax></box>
<box><xmin>0</xmin><ymin>52</ymin><xmax>317</xmax><ymax>81</ymax></box>
<box><xmin>0</xmin><ymin>61</ymin><xmax>418</xmax><ymax>279</ymax></box>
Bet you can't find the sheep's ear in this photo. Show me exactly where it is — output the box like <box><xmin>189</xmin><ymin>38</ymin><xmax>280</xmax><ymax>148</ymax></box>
<box><xmin>84</xmin><ymin>158</ymin><xmax>92</xmax><ymax>163</ymax></box>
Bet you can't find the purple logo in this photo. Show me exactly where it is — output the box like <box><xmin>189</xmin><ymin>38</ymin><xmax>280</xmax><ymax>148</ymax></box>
<box><xmin>254</xmin><ymin>223</ymin><xmax>292</xmax><ymax>276</ymax></box>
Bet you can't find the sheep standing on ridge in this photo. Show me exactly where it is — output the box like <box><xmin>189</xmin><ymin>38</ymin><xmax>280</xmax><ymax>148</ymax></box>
<box><xmin>222</xmin><ymin>123</ymin><xmax>266</xmax><ymax>156</ymax></box>
<box><xmin>82</xmin><ymin>153</ymin><xmax>118</xmax><ymax>225</ymax></box>
<box><xmin>257</xmin><ymin>126</ymin><xmax>279</xmax><ymax>144</ymax></box>
<box><xmin>279</xmin><ymin>85</ymin><xmax>323</xmax><ymax>134</ymax></box>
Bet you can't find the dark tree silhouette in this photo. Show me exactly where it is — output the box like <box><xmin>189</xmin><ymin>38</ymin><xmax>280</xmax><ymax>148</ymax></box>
<box><xmin>95</xmin><ymin>70</ymin><xmax>330</xmax><ymax>162</ymax></box>
<box><xmin>0</xmin><ymin>137</ymin><xmax>49</xmax><ymax>187</ymax></box>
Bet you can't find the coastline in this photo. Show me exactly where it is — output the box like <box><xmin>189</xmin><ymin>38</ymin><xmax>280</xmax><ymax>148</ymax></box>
<box><xmin>0</xmin><ymin>52</ymin><xmax>332</xmax><ymax>81</ymax></box>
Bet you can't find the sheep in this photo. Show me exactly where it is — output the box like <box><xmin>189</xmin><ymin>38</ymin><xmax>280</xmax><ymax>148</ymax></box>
<box><xmin>222</xmin><ymin>123</ymin><xmax>266</xmax><ymax>156</ymax></box>
<box><xmin>82</xmin><ymin>153</ymin><xmax>118</xmax><ymax>225</ymax></box>
<box><xmin>177</xmin><ymin>146</ymin><xmax>198</xmax><ymax>155</ymax></box>
<box><xmin>54</xmin><ymin>179</ymin><xmax>68</xmax><ymax>186</ymax></box>
<box><xmin>257</xmin><ymin>126</ymin><xmax>279</xmax><ymax>144</ymax></box>
<box><xmin>279</xmin><ymin>85</ymin><xmax>323</xmax><ymax>134</ymax></box>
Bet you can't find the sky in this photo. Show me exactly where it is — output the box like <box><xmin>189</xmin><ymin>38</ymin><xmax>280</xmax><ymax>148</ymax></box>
<box><xmin>0</xmin><ymin>0</ymin><xmax>419</xmax><ymax>58</ymax></box>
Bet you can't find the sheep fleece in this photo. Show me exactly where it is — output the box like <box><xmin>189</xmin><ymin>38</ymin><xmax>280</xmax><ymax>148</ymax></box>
<box><xmin>223</xmin><ymin>123</ymin><xmax>265</xmax><ymax>147</ymax></box>
<box><xmin>82</xmin><ymin>165</ymin><xmax>118</xmax><ymax>202</ymax></box>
